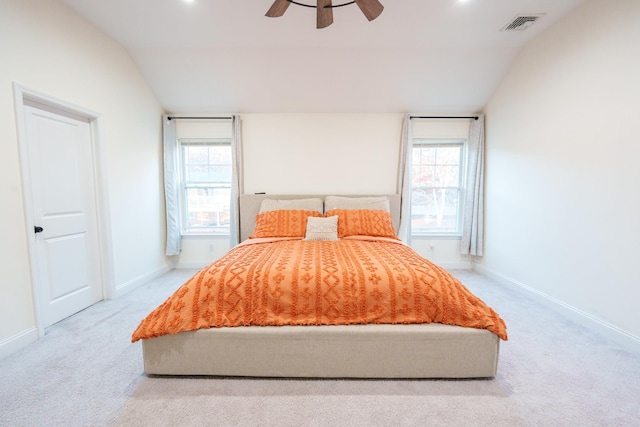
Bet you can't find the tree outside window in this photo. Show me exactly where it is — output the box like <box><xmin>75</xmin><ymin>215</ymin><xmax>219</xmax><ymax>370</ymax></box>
<box><xmin>411</xmin><ymin>139</ymin><xmax>465</xmax><ymax>234</ymax></box>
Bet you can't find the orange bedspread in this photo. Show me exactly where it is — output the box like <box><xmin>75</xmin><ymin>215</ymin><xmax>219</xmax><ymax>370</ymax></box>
<box><xmin>132</xmin><ymin>237</ymin><xmax>507</xmax><ymax>342</ymax></box>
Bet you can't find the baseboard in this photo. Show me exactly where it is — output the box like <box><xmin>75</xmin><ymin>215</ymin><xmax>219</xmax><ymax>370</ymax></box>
<box><xmin>114</xmin><ymin>263</ymin><xmax>173</xmax><ymax>298</ymax></box>
<box><xmin>176</xmin><ymin>261</ymin><xmax>209</xmax><ymax>269</ymax></box>
<box><xmin>474</xmin><ymin>264</ymin><xmax>640</xmax><ymax>354</ymax></box>
<box><xmin>0</xmin><ymin>328</ymin><xmax>38</xmax><ymax>361</ymax></box>
<box><xmin>438</xmin><ymin>261</ymin><xmax>472</xmax><ymax>270</ymax></box>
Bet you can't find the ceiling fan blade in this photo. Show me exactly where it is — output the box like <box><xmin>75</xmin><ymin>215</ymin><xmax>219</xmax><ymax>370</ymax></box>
<box><xmin>354</xmin><ymin>0</ymin><xmax>384</xmax><ymax>21</ymax></box>
<box><xmin>317</xmin><ymin>0</ymin><xmax>333</xmax><ymax>29</ymax></box>
<box><xmin>265</xmin><ymin>0</ymin><xmax>291</xmax><ymax>17</ymax></box>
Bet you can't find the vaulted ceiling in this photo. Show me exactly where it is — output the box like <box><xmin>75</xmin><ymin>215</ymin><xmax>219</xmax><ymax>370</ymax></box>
<box><xmin>60</xmin><ymin>0</ymin><xmax>587</xmax><ymax>114</ymax></box>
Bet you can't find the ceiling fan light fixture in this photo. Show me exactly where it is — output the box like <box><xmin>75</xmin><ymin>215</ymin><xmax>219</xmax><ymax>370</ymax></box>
<box><xmin>265</xmin><ymin>0</ymin><xmax>384</xmax><ymax>29</ymax></box>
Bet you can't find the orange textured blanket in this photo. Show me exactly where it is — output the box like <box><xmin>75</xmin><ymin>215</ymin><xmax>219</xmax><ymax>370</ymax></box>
<box><xmin>132</xmin><ymin>238</ymin><xmax>507</xmax><ymax>342</ymax></box>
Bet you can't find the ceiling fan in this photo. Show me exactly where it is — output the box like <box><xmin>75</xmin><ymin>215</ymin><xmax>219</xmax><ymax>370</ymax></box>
<box><xmin>265</xmin><ymin>0</ymin><xmax>384</xmax><ymax>29</ymax></box>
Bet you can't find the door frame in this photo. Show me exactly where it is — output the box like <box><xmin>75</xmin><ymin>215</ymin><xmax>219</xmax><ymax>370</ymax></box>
<box><xmin>13</xmin><ymin>83</ymin><xmax>115</xmax><ymax>337</ymax></box>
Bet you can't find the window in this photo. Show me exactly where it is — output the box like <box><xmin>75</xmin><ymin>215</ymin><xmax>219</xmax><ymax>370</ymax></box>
<box><xmin>411</xmin><ymin>139</ymin><xmax>465</xmax><ymax>235</ymax></box>
<box><xmin>179</xmin><ymin>138</ymin><xmax>232</xmax><ymax>234</ymax></box>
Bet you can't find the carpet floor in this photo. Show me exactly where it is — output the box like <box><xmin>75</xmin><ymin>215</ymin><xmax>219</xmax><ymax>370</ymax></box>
<box><xmin>1</xmin><ymin>268</ymin><xmax>639</xmax><ymax>426</ymax></box>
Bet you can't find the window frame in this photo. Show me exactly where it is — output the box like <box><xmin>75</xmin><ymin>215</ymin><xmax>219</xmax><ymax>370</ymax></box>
<box><xmin>411</xmin><ymin>138</ymin><xmax>467</xmax><ymax>237</ymax></box>
<box><xmin>177</xmin><ymin>137</ymin><xmax>232</xmax><ymax>236</ymax></box>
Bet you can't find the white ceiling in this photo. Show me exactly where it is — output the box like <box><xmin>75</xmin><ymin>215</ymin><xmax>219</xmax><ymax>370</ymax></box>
<box><xmin>60</xmin><ymin>0</ymin><xmax>587</xmax><ymax>114</ymax></box>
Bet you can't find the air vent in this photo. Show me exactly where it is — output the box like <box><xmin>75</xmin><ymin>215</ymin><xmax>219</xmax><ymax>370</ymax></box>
<box><xmin>501</xmin><ymin>14</ymin><xmax>545</xmax><ymax>32</ymax></box>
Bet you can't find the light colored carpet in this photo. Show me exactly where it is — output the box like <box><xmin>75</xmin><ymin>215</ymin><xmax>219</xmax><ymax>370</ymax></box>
<box><xmin>1</xmin><ymin>268</ymin><xmax>639</xmax><ymax>426</ymax></box>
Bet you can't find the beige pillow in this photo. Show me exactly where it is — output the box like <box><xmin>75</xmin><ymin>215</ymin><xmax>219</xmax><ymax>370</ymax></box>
<box><xmin>259</xmin><ymin>198</ymin><xmax>323</xmax><ymax>214</ymax></box>
<box><xmin>324</xmin><ymin>196</ymin><xmax>390</xmax><ymax>213</ymax></box>
<box><xmin>303</xmin><ymin>216</ymin><xmax>339</xmax><ymax>241</ymax></box>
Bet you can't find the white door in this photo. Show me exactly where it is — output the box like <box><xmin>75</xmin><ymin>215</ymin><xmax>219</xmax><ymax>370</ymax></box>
<box><xmin>24</xmin><ymin>103</ymin><xmax>103</xmax><ymax>328</ymax></box>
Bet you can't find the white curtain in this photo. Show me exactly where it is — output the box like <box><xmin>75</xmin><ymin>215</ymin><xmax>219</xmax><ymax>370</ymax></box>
<box><xmin>461</xmin><ymin>115</ymin><xmax>485</xmax><ymax>256</ymax></box>
<box><xmin>397</xmin><ymin>114</ymin><xmax>412</xmax><ymax>245</ymax></box>
<box><xmin>163</xmin><ymin>115</ymin><xmax>181</xmax><ymax>256</ymax></box>
<box><xmin>229</xmin><ymin>115</ymin><xmax>244</xmax><ymax>247</ymax></box>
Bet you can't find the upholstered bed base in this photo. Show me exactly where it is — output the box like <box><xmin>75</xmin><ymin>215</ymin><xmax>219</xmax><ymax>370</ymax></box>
<box><xmin>140</xmin><ymin>194</ymin><xmax>501</xmax><ymax>379</ymax></box>
<box><xmin>142</xmin><ymin>323</ymin><xmax>499</xmax><ymax>379</ymax></box>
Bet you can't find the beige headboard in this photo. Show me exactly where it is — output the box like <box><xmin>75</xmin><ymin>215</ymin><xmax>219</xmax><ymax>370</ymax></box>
<box><xmin>239</xmin><ymin>194</ymin><xmax>401</xmax><ymax>242</ymax></box>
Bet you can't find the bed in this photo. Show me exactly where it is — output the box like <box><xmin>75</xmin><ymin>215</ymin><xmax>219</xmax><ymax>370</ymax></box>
<box><xmin>134</xmin><ymin>194</ymin><xmax>507</xmax><ymax>378</ymax></box>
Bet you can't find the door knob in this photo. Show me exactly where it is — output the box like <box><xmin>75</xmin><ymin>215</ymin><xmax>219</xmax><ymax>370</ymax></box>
<box><xmin>34</xmin><ymin>226</ymin><xmax>44</xmax><ymax>234</ymax></box>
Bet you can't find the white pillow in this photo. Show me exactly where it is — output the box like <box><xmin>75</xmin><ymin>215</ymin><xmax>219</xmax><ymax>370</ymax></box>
<box><xmin>324</xmin><ymin>196</ymin><xmax>390</xmax><ymax>213</ymax></box>
<box><xmin>303</xmin><ymin>216</ymin><xmax>339</xmax><ymax>241</ymax></box>
<box><xmin>259</xmin><ymin>198</ymin><xmax>323</xmax><ymax>214</ymax></box>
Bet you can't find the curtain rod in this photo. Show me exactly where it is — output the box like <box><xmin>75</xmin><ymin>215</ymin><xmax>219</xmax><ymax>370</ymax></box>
<box><xmin>167</xmin><ymin>116</ymin><xmax>232</xmax><ymax>121</ymax></box>
<box><xmin>410</xmin><ymin>116</ymin><xmax>479</xmax><ymax>120</ymax></box>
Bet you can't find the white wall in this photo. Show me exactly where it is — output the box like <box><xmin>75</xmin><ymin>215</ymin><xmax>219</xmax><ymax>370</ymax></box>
<box><xmin>478</xmin><ymin>0</ymin><xmax>640</xmax><ymax>348</ymax></box>
<box><xmin>0</xmin><ymin>0</ymin><xmax>167</xmax><ymax>356</ymax></box>
<box><xmin>242</xmin><ymin>114</ymin><xmax>402</xmax><ymax>195</ymax></box>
